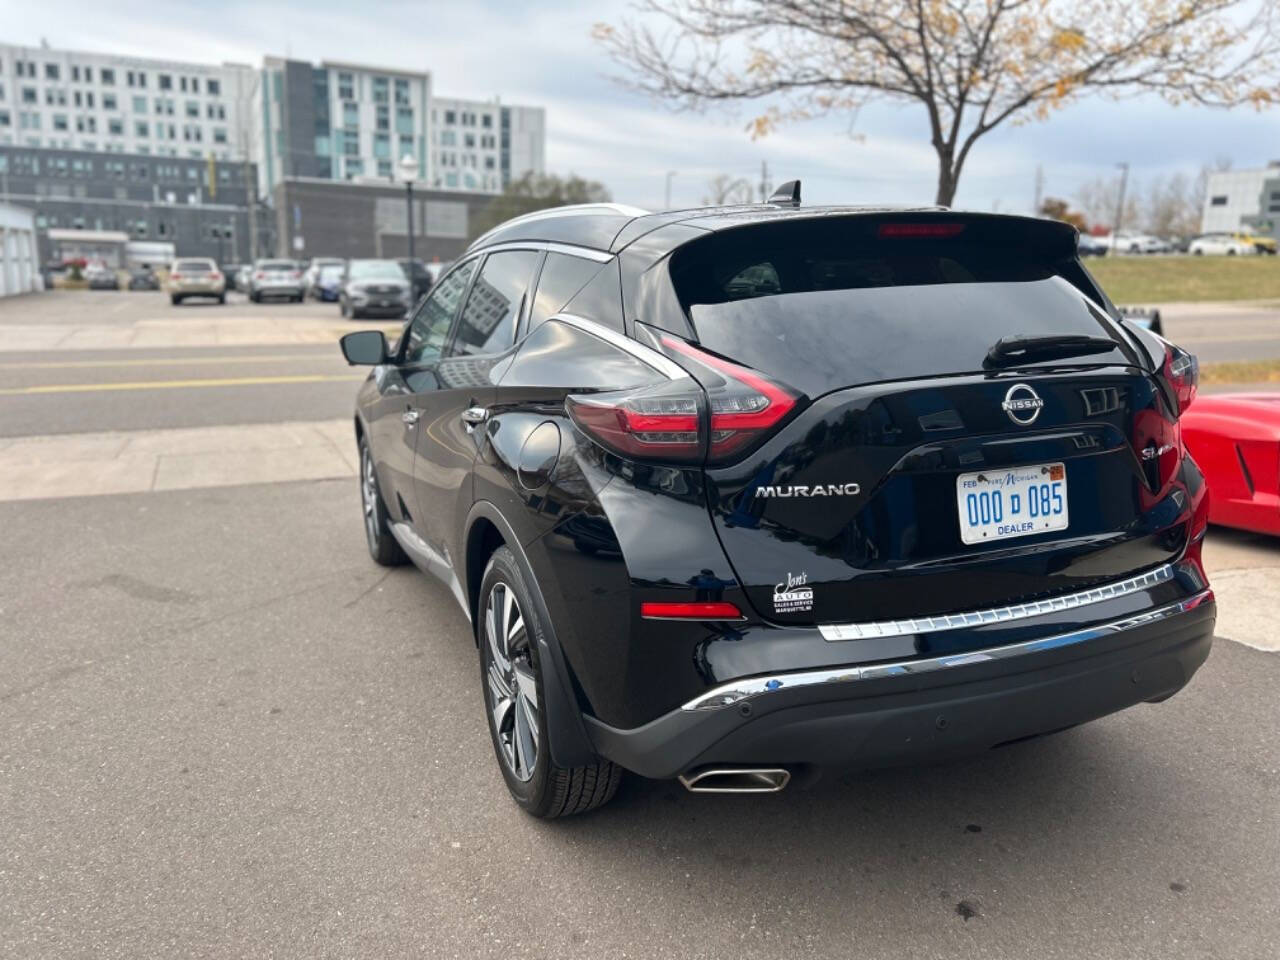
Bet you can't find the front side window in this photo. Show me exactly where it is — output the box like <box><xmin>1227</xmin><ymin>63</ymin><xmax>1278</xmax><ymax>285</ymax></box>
<box><xmin>450</xmin><ymin>250</ymin><xmax>540</xmax><ymax>356</ymax></box>
<box><xmin>403</xmin><ymin>259</ymin><xmax>477</xmax><ymax>364</ymax></box>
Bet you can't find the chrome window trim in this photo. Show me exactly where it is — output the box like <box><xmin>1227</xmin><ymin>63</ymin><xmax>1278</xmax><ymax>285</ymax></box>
<box><xmin>554</xmin><ymin>312</ymin><xmax>688</xmax><ymax>381</ymax></box>
<box><xmin>819</xmin><ymin>563</ymin><xmax>1175</xmax><ymax>642</ymax></box>
<box><xmin>479</xmin><ymin>240</ymin><xmax>613</xmax><ymax>264</ymax></box>
<box><xmin>682</xmin><ymin>589</ymin><xmax>1213</xmax><ymax>711</ymax></box>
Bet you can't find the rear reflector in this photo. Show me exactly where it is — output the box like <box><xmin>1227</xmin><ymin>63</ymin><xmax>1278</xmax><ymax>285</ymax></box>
<box><xmin>878</xmin><ymin>222</ymin><xmax>966</xmax><ymax>238</ymax></box>
<box><xmin>641</xmin><ymin>601</ymin><xmax>744</xmax><ymax>621</ymax></box>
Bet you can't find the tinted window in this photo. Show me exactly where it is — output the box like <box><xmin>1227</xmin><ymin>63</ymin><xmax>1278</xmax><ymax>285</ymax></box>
<box><xmin>403</xmin><ymin>259</ymin><xmax>477</xmax><ymax>364</ymax></box>
<box><xmin>257</xmin><ymin>260</ymin><xmax>297</xmax><ymax>271</ymax></box>
<box><xmin>173</xmin><ymin>259</ymin><xmax>214</xmax><ymax>272</ymax></box>
<box><xmin>529</xmin><ymin>253</ymin><xmax>604</xmax><ymax>331</ymax></box>
<box><xmin>670</xmin><ymin>219</ymin><xmax>1127</xmax><ymax>396</ymax></box>
<box><xmin>449</xmin><ymin>250</ymin><xmax>539</xmax><ymax>356</ymax></box>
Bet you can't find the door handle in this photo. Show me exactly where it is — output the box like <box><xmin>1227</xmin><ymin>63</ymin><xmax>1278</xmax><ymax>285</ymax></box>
<box><xmin>402</xmin><ymin>410</ymin><xmax>420</xmax><ymax>426</ymax></box>
<box><xmin>460</xmin><ymin>406</ymin><xmax>489</xmax><ymax>427</ymax></box>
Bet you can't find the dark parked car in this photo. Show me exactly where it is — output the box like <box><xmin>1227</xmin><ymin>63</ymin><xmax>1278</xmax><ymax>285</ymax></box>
<box><xmin>340</xmin><ymin>188</ymin><xmax>1215</xmax><ymax>817</ymax></box>
<box><xmin>338</xmin><ymin>259</ymin><xmax>412</xmax><ymax>319</ymax></box>
<box><xmin>127</xmin><ymin>269</ymin><xmax>160</xmax><ymax>291</ymax></box>
<box><xmin>397</xmin><ymin>258</ymin><xmax>434</xmax><ymax>302</ymax></box>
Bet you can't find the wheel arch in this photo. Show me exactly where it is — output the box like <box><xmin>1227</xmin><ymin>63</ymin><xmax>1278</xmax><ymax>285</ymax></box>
<box><xmin>463</xmin><ymin>500</ymin><xmax>600</xmax><ymax>768</ymax></box>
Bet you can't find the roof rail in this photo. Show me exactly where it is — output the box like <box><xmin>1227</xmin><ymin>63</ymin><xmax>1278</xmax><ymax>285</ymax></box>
<box><xmin>468</xmin><ymin>202</ymin><xmax>651</xmax><ymax>251</ymax></box>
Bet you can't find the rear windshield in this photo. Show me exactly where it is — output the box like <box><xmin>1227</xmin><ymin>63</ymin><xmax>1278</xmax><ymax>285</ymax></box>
<box><xmin>174</xmin><ymin>259</ymin><xmax>214</xmax><ymax>272</ymax></box>
<box><xmin>258</xmin><ymin>260</ymin><xmax>297</xmax><ymax>271</ymax></box>
<box><xmin>669</xmin><ymin>219</ymin><xmax>1128</xmax><ymax>396</ymax></box>
<box><xmin>349</xmin><ymin>260</ymin><xmax>405</xmax><ymax>280</ymax></box>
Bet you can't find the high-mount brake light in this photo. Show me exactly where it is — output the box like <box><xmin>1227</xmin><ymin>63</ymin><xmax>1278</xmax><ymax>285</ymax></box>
<box><xmin>565</xmin><ymin>338</ymin><xmax>799</xmax><ymax>464</ymax></box>
<box><xmin>877</xmin><ymin>222</ymin><xmax>966</xmax><ymax>238</ymax></box>
<box><xmin>640</xmin><ymin>601</ymin><xmax>744</xmax><ymax>621</ymax></box>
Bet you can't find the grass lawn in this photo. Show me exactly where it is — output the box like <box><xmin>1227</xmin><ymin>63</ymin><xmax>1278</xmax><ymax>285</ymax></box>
<box><xmin>1086</xmin><ymin>255</ymin><xmax>1280</xmax><ymax>304</ymax></box>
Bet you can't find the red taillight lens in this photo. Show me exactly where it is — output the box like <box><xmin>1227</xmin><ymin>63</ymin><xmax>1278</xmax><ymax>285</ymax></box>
<box><xmin>208</xmin><ymin>271</ymin><xmax>221</xmax><ymax>281</ymax></box>
<box><xmin>660</xmin><ymin>336</ymin><xmax>798</xmax><ymax>462</ymax></box>
<box><xmin>878</xmin><ymin>222</ymin><xmax>966</xmax><ymax>238</ymax></box>
<box><xmin>290</xmin><ymin>270</ymin><xmax>302</xmax><ymax>279</ymax></box>
<box><xmin>1162</xmin><ymin>344</ymin><xmax>1199</xmax><ymax>416</ymax></box>
<box><xmin>566</xmin><ymin>337</ymin><xmax>799</xmax><ymax>464</ymax></box>
<box><xmin>640</xmin><ymin>601</ymin><xmax>744</xmax><ymax>620</ymax></box>
<box><xmin>254</xmin><ymin>271</ymin><xmax>266</xmax><ymax>280</ymax></box>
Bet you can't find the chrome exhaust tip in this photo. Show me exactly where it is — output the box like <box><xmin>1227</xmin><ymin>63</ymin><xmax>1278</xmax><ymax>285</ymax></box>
<box><xmin>678</xmin><ymin>767</ymin><xmax>791</xmax><ymax>794</ymax></box>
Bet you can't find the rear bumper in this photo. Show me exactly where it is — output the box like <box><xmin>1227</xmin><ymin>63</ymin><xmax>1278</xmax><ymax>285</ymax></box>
<box><xmin>253</xmin><ymin>284</ymin><xmax>302</xmax><ymax>296</ymax></box>
<box><xmin>585</xmin><ymin>592</ymin><xmax>1215</xmax><ymax>779</ymax></box>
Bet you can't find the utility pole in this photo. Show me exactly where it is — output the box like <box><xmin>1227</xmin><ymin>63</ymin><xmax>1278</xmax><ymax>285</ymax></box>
<box><xmin>1113</xmin><ymin>162</ymin><xmax>1130</xmax><ymax>253</ymax></box>
<box><xmin>1033</xmin><ymin>164</ymin><xmax>1044</xmax><ymax>215</ymax></box>
<box><xmin>664</xmin><ymin>170</ymin><xmax>677</xmax><ymax>209</ymax></box>
<box><xmin>759</xmin><ymin>160</ymin><xmax>771</xmax><ymax>202</ymax></box>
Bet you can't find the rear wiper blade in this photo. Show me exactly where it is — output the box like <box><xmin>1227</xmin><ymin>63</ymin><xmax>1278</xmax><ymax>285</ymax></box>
<box><xmin>983</xmin><ymin>334</ymin><xmax>1117</xmax><ymax>369</ymax></box>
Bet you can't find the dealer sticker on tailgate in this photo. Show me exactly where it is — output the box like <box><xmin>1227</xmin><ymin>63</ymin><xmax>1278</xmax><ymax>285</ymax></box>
<box><xmin>956</xmin><ymin>462</ymin><xmax>1068</xmax><ymax>545</ymax></box>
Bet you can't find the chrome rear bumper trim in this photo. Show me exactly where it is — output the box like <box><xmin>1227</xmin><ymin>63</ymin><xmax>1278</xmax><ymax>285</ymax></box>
<box><xmin>819</xmin><ymin>564</ymin><xmax>1175</xmax><ymax>642</ymax></box>
<box><xmin>683</xmin><ymin>589</ymin><xmax>1213</xmax><ymax>711</ymax></box>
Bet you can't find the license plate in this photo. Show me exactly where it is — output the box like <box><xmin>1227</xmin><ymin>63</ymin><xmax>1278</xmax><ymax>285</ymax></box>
<box><xmin>956</xmin><ymin>462</ymin><xmax>1068</xmax><ymax>545</ymax></box>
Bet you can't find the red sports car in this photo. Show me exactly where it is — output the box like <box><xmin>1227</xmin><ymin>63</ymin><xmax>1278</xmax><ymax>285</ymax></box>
<box><xmin>1182</xmin><ymin>393</ymin><xmax>1280</xmax><ymax>536</ymax></box>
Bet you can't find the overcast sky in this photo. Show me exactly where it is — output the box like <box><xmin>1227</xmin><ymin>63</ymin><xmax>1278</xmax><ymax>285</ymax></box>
<box><xmin>4</xmin><ymin>0</ymin><xmax>1276</xmax><ymax>212</ymax></box>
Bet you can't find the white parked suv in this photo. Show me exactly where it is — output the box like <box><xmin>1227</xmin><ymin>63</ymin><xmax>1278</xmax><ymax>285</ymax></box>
<box><xmin>1188</xmin><ymin>233</ymin><xmax>1255</xmax><ymax>256</ymax></box>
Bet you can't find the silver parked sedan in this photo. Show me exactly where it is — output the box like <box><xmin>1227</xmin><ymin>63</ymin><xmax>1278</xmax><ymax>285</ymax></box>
<box><xmin>248</xmin><ymin>259</ymin><xmax>305</xmax><ymax>302</ymax></box>
<box><xmin>339</xmin><ymin>259</ymin><xmax>412</xmax><ymax>319</ymax></box>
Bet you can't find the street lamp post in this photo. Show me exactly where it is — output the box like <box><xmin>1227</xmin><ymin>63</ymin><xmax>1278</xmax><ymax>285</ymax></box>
<box><xmin>398</xmin><ymin>154</ymin><xmax>418</xmax><ymax>262</ymax></box>
<box><xmin>665</xmin><ymin>170</ymin><xmax>678</xmax><ymax>210</ymax></box>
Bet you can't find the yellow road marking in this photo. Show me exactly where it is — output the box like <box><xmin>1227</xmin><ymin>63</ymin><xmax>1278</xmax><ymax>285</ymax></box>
<box><xmin>0</xmin><ymin>374</ymin><xmax>366</xmax><ymax>396</ymax></box>
<box><xmin>0</xmin><ymin>353</ymin><xmax>342</xmax><ymax>370</ymax></box>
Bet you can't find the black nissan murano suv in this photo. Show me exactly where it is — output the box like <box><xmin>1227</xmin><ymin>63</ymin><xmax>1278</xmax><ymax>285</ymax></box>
<box><xmin>339</xmin><ymin>183</ymin><xmax>1214</xmax><ymax>817</ymax></box>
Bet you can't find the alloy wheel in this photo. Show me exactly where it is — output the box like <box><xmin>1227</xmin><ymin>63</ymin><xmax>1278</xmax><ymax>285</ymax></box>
<box><xmin>360</xmin><ymin>447</ymin><xmax>379</xmax><ymax>548</ymax></box>
<box><xmin>485</xmin><ymin>581</ymin><xmax>539</xmax><ymax>782</ymax></box>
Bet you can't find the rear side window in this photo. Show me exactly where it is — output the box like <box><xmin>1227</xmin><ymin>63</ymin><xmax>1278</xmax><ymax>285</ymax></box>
<box><xmin>670</xmin><ymin>218</ymin><xmax>1127</xmax><ymax>396</ymax></box>
<box><xmin>529</xmin><ymin>253</ymin><xmax>605</xmax><ymax>332</ymax></box>
<box><xmin>449</xmin><ymin>250</ymin><xmax>540</xmax><ymax>356</ymax></box>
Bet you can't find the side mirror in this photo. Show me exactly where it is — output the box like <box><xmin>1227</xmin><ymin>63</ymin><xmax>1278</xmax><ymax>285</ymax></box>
<box><xmin>340</xmin><ymin>330</ymin><xmax>390</xmax><ymax>366</ymax></box>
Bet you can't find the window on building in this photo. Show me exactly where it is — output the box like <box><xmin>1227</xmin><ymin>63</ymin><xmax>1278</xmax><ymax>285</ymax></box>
<box><xmin>208</xmin><ymin>78</ymin><xmax>220</xmax><ymax>95</ymax></box>
<box><xmin>101</xmin><ymin>68</ymin><xmax>115</xmax><ymax>85</ymax></box>
<box><xmin>482</xmin><ymin>114</ymin><xmax>493</xmax><ymax>128</ymax></box>
<box><xmin>484</xmin><ymin>156</ymin><xmax>495</xmax><ymax>170</ymax></box>
<box><xmin>373</xmin><ymin>132</ymin><xmax>390</xmax><ymax>158</ymax></box>
<box><xmin>53</xmin><ymin>114</ymin><xmax>68</xmax><ymax>131</ymax></box>
<box><xmin>186</xmin><ymin>101</ymin><xmax>199</xmax><ymax>118</ymax></box>
<box><xmin>0</xmin><ymin>111</ymin><xmax>9</xmax><ymax>127</ymax></box>
<box><xmin>343</xmin><ymin>101</ymin><xmax>358</xmax><ymax>128</ymax></box>
<box><xmin>345</xmin><ymin>157</ymin><xmax>363</xmax><ymax>177</ymax></box>
<box><xmin>338</xmin><ymin>72</ymin><xmax>354</xmax><ymax>99</ymax></box>
<box><xmin>104</xmin><ymin>93</ymin><xmax>117</xmax><ymax>110</ymax></box>
<box><xmin>343</xmin><ymin>131</ymin><xmax>359</xmax><ymax>156</ymax></box>
<box><xmin>464</xmin><ymin>133</ymin><xmax>475</xmax><ymax>148</ymax></box>
<box><xmin>45</xmin><ymin>63</ymin><xmax>59</xmax><ymax>80</ymax></box>
<box><xmin>1210</xmin><ymin>196</ymin><xmax>1228</xmax><ymax>206</ymax></box>
<box><xmin>376</xmin><ymin>104</ymin><xmax>389</xmax><ymax>131</ymax></box>
<box><xmin>84</xmin><ymin>66</ymin><xmax>93</xmax><ymax>83</ymax></box>
<box><xmin>22</xmin><ymin>87</ymin><xmax>37</xmax><ymax>104</ymax></box>
<box><xmin>135</xmin><ymin>120</ymin><xmax>149</xmax><ymax>137</ymax></box>
<box><xmin>190</xmin><ymin>77</ymin><xmax>199</xmax><ymax>94</ymax></box>
<box><xmin>444</xmin><ymin>110</ymin><xmax>456</xmax><ymax>124</ymax></box>
<box><xmin>376</xmin><ymin>159</ymin><xmax>392</xmax><ymax>177</ymax></box>
<box><xmin>394</xmin><ymin>78</ymin><xmax>409</xmax><ymax>105</ymax></box>
<box><xmin>108</xmin><ymin>118</ymin><xmax>123</xmax><ymax>135</ymax></box>
<box><xmin>72</xmin><ymin>65</ymin><xmax>80</xmax><ymax>82</ymax></box>
<box><xmin>159</xmin><ymin>74</ymin><xmax>172</xmax><ymax>90</ymax></box>
<box><xmin>441</xmin><ymin>129</ymin><xmax>455</xmax><ymax>147</ymax></box>
<box><xmin>373</xmin><ymin>76</ymin><xmax>389</xmax><ymax>104</ymax></box>
<box><xmin>132</xmin><ymin>95</ymin><xmax>145</xmax><ymax>113</ymax></box>
<box><xmin>213</xmin><ymin>127</ymin><xmax>227</xmax><ymax>144</ymax></box>
<box><xmin>399</xmin><ymin>134</ymin><xmax>413</xmax><ymax>155</ymax></box>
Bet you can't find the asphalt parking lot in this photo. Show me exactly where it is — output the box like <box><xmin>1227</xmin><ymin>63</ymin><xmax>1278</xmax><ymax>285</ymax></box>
<box><xmin>2</xmin><ymin>290</ymin><xmax>1278</xmax><ymax>959</ymax></box>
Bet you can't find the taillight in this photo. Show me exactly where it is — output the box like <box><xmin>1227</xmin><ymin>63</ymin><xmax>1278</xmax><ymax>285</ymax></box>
<box><xmin>660</xmin><ymin>336</ymin><xmax>799</xmax><ymax>462</ymax></box>
<box><xmin>208</xmin><ymin>272</ymin><xmax>221</xmax><ymax>281</ymax></box>
<box><xmin>565</xmin><ymin>338</ymin><xmax>799</xmax><ymax>464</ymax></box>
<box><xmin>254</xmin><ymin>271</ymin><xmax>265</xmax><ymax>280</ymax></box>
<box><xmin>290</xmin><ymin>270</ymin><xmax>301</xmax><ymax>279</ymax></box>
<box><xmin>1162</xmin><ymin>344</ymin><xmax>1199</xmax><ymax>416</ymax></box>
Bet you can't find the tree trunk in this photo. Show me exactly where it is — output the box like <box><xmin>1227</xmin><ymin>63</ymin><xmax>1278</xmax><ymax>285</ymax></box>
<box><xmin>934</xmin><ymin>151</ymin><xmax>957</xmax><ymax>207</ymax></box>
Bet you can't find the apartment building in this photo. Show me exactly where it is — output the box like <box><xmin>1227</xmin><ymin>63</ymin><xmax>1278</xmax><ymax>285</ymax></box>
<box><xmin>254</xmin><ymin>57</ymin><xmax>545</xmax><ymax>197</ymax></box>
<box><xmin>0</xmin><ymin>42</ymin><xmax>255</xmax><ymax>160</ymax></box>
<box><xmin>429</xmin><ymin>96</ymin><xmax>545</xmax><ymax>193</ymax></box>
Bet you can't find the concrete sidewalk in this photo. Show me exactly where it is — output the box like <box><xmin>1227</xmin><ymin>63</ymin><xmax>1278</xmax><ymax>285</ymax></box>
<box><xmin>0</xmin><ymin>318</ymin><xmax>401</xmax><ymax>352</ymax></box>
<box><xmin>0</xmin><ymin>419</ymin><xmax>356</xmax><ymax>501</ymax></box>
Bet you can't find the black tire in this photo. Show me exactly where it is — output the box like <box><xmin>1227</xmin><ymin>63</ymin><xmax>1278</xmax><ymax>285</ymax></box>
<box><xmin>358</xmin><ymin>438</ymin><xmax>408</xmax><ymax>566</ymax></box>
<box><xmin>1193</xmin><ymin>249</ymin><xmax>1204</xmax><ymax>256</ymax></box>
<box><xmin>250</xmin><ymin>291</ymin><xmax>260</xmax><ymax>303</ymax></box>
<box><xmin>170</xmin><ymin>294</ymin><xmax>182</xmax><ymax>305</ymax></box>
<box><xmin>1228</xmin><ymin>248</ymin><xmax>1237</xmax><ymax>256</ymax></box>
<box><xmin>217</xmin><ymin>293</ymin><xmax>226</xmax><ymax>304</ymax></box>
<box><xmin>339</xmin><ymin>297</ymin><xmax>350</xmax><ymax>318</ymax></box>
<box><xmin>478</xmin><ymin>547</ymin><xmax>622</xmax><ymax>818</ymax></box>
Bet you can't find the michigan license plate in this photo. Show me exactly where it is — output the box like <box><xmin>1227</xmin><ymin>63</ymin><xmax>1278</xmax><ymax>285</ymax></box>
<box><xmin>956</xmin><ymin>463</ymin><xmax>1068</xmax><ymax>545</ymax></box>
